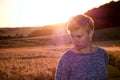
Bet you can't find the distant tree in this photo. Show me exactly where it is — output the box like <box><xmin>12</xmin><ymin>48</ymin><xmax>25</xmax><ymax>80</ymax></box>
<box><xmin>19</xmin><ymin>34</ymin><xmax>24</xmax><ymax>38</ymax></box>
<box><xmin>7</xmin><ymin>35</ymin><xmax>12</xmax><ymax>39</ymax></box>
<box><xmin>15</xmin><ymin>33</ymin><xmax>19</xmax><ymax>38</ymax></box>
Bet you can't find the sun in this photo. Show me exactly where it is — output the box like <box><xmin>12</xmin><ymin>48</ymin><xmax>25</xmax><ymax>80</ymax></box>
<box><xmin>0</xmin><ymin>0</ymin><xmax>117</xmax><ymax>27</ymax></box>
<box><xmin>19</xmin><ymin>0</ymin><xmax>95</xmax><ymax>27</ymax></box>
<box><xmin>4</xmin><ymin>0</ymin><xmax>113</xmax><ymax>27</ymax></box>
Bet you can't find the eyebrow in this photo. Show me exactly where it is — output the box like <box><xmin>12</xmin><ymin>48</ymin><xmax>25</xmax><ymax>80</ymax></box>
<box><xmin>71</xmin><ymin>34</ymin><xmax>82</xmax><ymax>37</ymax></box>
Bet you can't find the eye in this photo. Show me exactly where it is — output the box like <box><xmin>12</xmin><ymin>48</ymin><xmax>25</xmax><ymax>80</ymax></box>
<box><xmin>76</xmin><ymin>35</ymin><xmax>82</xmax><ymax>38</ymax></box>
<box><xmin>71</xmin><ymin>35</ymin><xmax>74</xmax><ymax>38</ymax></box>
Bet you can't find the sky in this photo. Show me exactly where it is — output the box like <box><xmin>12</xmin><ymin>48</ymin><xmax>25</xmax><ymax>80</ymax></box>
<box><xmin>0</xmin><ymin>0</ymin><xmax>119</xmax><ymax>28</ymax></box>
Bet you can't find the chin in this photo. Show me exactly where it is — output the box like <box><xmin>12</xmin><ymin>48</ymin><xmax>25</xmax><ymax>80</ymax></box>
<box><xmin>75</xmin><ymin>45</ymin><xmax>83</xmax><ymax>49</ymax></box>
<box><xmin>75</xmin><ymin>45</ymin><xmax>87</xmax><ymax>50</ymax></box>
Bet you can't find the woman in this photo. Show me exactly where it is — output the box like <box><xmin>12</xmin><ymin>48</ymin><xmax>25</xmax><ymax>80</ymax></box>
<box><xmin>55</xmin><ymin>14</ymin><xmax>108</xmax><ymax>80</ymax></box>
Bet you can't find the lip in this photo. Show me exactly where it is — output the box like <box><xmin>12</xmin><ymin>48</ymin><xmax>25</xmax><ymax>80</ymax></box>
<box><xmin>75</xmin><ymin>42</ymin><xmax>81</xmax><ymax>45</ymax></box>
<box><xmin>75</xmin><ymin>44</ymin><xmax>81</xmax><ymax>47</ymax></box>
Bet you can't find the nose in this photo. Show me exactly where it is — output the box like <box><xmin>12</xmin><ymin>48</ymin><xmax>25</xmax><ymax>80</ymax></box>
<box><xmin>73</xmin><ymin>37</ymin><xmax>81</xmax><ymax>43</ymax></box>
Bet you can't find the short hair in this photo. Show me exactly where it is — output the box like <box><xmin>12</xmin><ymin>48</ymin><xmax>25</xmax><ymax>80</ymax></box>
<box><xmin>66</xmin><ymin>14</ymin><xmax>94</xmax><ymax>33</ymax></box>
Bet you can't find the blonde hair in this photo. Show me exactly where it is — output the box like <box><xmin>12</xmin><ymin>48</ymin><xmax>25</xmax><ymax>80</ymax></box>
<box><xmin>66</xmin><ymin>14</ymin><xmax>94</xmax><ymax>33</ymax></box>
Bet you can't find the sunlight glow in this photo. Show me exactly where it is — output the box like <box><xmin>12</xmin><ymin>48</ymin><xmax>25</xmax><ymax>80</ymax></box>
<box><xmin>0</xmin><ymin>0</ymin><xmax>117</xmax><ymax>27</ymax></box>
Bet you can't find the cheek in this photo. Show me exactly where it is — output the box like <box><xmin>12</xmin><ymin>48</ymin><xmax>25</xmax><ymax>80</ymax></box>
<box><xmin>79</xmin><ymin>36</ymin><xmax>91</xmax><ymax>45</ymax></box>
<box><xmin>72</xmin><ymin>36</ymin><xmax>89</xmax><ymax>44</ymax></box>
<box><xmin>80</xmin><ymin>37</ymin><xmax>89</xmax><ymax>44</ymax></box>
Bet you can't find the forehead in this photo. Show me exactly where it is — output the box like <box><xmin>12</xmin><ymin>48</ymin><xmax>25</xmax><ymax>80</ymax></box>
<box><xmin>70</xmin><ymin>27</ymin><xmax>88</xmax><ymax>35</ymax></box>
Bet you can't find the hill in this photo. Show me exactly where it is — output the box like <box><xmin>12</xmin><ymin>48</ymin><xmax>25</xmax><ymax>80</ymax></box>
<box><xmin>0</xmin><ymin>27</ymin><xmax>37</xmax><ymax>37</ymax></box>
<box><xmin>93</xmin><ymin>27</ymin><xmax>120</xmax><ymax>41</ymax></box>
<box><xmin>28</xmin><ymin>23</ymin><xmax>66</xmax><ymax>37</ymax></box>
<box><xmin>0</xmin><ymin>27</ymin><xmax>120</xmax><ymax>48</ymax></box>
<box><xmin>85</xmin><ymin>1</ymin><xmax>120</xmax><ymax>29</ymax></box>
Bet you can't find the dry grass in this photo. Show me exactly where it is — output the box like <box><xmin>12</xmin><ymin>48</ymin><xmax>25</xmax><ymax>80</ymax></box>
<box><xmin>0</xmin><ymin>44</ymin><xmax>120</xmax><ymax>80</ymax></box>
<box><xmin>0</xmin><ymin>45</ymin><xmax>72</xmax><ymax>80</ymax></box>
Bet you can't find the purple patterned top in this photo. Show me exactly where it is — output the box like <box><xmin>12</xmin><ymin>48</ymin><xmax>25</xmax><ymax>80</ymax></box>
<box><xmin>56</xmin><ymin>47</ymin><xmax>108</xmax><ymax>80</ymax></box>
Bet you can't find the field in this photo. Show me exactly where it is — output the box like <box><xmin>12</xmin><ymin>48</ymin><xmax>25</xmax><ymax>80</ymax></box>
<box><xmin>0</xmin><ymin>45</ymin><xmax>69</xmax><ymax>80</ymax></box>
<box><xmin>0</xmin><ymin>27</ymin><xmax>120</xmax><ymax>80</ymax></box>
<box><xmin>0</xmin><ymin>42</ymin><xmax>120</xmax><ymax>80</ymax></box>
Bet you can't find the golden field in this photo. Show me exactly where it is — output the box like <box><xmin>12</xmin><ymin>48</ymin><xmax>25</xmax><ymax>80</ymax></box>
<box><xmin>0</xmin><ymin>45</ymin><xmax>71</xmax><ymax>80</ymax></box>
<box><xmin>0</xmin><ymin>43</ymin><xmax>120</xmax><ymax>80</ymax></box>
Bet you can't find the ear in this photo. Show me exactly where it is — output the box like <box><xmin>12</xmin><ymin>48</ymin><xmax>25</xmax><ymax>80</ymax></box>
<box><xmin>89</xmin><ymin>30</ymin><xmax>94</xmax><ymax>41</ymax></box>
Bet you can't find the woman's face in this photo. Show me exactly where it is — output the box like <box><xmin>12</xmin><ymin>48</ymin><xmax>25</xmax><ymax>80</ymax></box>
<box><xmin>70</xmin><ymin>27</ymin><xmax>93</xmax><ymax>50</ymax></box>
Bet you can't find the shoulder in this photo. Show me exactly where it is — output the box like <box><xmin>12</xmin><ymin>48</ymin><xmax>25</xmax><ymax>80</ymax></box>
<box><xmin>57</xmin><ymin>50</ymin><xmax>72</xmax><ymax>66</ymax></box>
<box><xmin>58</xmin><ymin>49</ymin><xmax>73</xmax><ymax>62</ymax></box>
<box><xmin>60</xmin><ymin>50</ymin><xmax>72</xmax><ymax>60</ymax></box>
<box><xmin>98</xmin><ymin>47</ymin><xmax>107</xmax><ymax>53</ymax></box>
<box><xmin>98</xmin><ymin>47</ymin><xmax>108</xmax><ymax>57</ymax></box>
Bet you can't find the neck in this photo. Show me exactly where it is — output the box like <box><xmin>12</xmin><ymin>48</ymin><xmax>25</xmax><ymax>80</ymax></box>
<box><xmin>74</xmin><ymin>44</ymin><xmax>95</xmax><ymax>54</ymax></box>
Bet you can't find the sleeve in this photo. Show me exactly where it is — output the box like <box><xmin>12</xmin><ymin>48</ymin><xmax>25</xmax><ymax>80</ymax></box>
<box><xmin>55</xmin><ymin>54</ymin><xmax>71</xmax><ymax>80</ymax></box>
